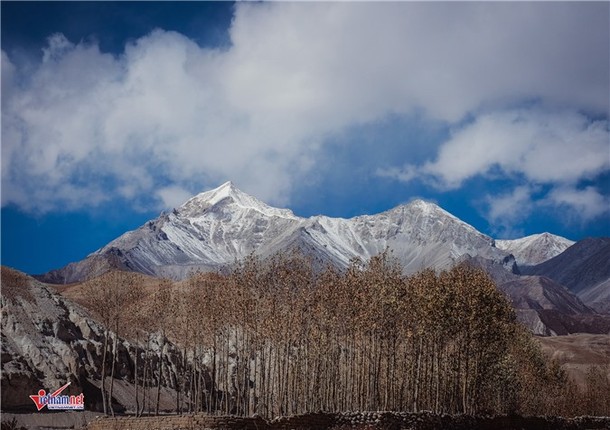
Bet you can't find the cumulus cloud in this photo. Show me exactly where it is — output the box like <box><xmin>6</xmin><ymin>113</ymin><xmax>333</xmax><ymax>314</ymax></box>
<box><xmin>486</xmin><ymin>186</ymin><xmax>535</xmax><ymax>226</ymax></box>
<box><xmin>483</xmin><ymin>184</ymin><xmax>609</xmax><ymax>237</ymax></box>
<box><xmin>544</xmin><ymin>186</ymin><xmax>610</xmax><ymax>223</ymax></box>
<box><xmin>383</xmin><ymin>107</ymin><xmax>609</xmax><ymax>224</ymax></box>
<box><xmin>423</xmin><ymin>109</ymin><xmax>608</xmax><ymax>189</ymax></box>
<box><xmin>483</xmin><ymin>186</ymin><xmax>537</xmax><ymax>238</ymax></box>
<box><xmin>2</xmin><ymin>2</ymin><xmax>608</xmax><ymax>214</ymax></box>
<box><xmin>156</xmin><ymin>185</ymin><xmax>194</xmax><ymax>210</ymax></box>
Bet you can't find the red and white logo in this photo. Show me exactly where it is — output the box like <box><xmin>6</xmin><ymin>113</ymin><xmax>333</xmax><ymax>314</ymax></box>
<box><xmin>29</xmin><ymin>382</ymin><xmax>84</xmax><ymax>411</ymax></box>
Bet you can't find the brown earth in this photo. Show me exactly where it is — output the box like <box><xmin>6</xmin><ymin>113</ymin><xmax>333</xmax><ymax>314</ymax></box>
<box><xmin>51</xmin><ymin>270</ymin><xmax>164</xmax><ymax>306</ymax></box>
<box><xmin>536</xmin><ymin>333</ymin><xmax>610</xmax><ymax>387</ymax></box>
<box><xmin>81</xmin><ymin>411</ymin><xmax>610</xmax><ymax>430</ymax></box>
<box><xmin>4</xmin><ymin>411</ymin><xmax>609</xmax><ymax>430</ymax></box>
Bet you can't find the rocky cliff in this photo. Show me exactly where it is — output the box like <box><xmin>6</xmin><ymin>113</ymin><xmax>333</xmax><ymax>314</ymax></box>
<box><xmin>1</xmin><ymin>267</ymin><xmax>181</xmax><ymax>412</ymax></box>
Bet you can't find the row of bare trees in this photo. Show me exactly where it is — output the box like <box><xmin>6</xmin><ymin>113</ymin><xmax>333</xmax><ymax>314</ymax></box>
<box><xmin>86</xmin><ymin>271</ymin><xmax>141</xmax><ymax>416</ymax></box>
<box><xmin>85</xmin><ymin>252</ymin><xmax>610</xmax><ymax>418</ymax></box>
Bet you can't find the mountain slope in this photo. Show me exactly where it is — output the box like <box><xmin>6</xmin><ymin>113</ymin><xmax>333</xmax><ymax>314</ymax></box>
<box><xmin>1</xmin><ymin>266</ymin><xmax>123</xmax><ymax>410</ymax></box>
<box><xmin>522</xmin><ymin>237</ymin><xmax>610</xmax><ymax>313</ymax></box>
<box><xmin>496</xmin><ymin>233</ymin><xmax>575</xmax><ymax>266</ymax></box>
<box><xmin>500</xmin><ymin>276</ymin><xmax>592</xmax><ymax>315</ymax></box>
<box><xmin>458</xmin><ymin>255</ymin><xmax>609</xmax><ymax>336</ymax></box>
<box><xmin>39</xmin><ymin>182</ymin><xmax>510</xmax><ymax>283</ymax></box>
<box><xmin>1</xmin><ymin>267</ymin><xmax>183</xmax><ymax>412</ymax></box>
<box><xmin>36</xmin><ymin>182</ymin><xmax>608</xmax><ymax>328</ymax></box>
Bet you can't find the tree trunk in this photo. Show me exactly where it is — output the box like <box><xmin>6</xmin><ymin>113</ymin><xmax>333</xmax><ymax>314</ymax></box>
<box><xmin>100</xmin><ymin>329</ymin><xmax>109</xmax><ymax>415</ymax></box>
<box><xmin>109</xmin><ymin>330</ymin><xmax>119</xmax><ymax>417</ymax></box>
<box><xmin>135</xmin><ymin>331</ymin><xmax>140</xmax><ymax>416</ymax></box>
<box><xmin>156</xmin><ymin>332</ymin><xmax>165</xmax><ymax>415</ymax></box>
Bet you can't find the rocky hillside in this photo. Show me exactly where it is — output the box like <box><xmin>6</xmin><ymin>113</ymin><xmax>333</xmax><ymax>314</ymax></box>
<box><xmin>459</xmin><ymin>255</ymin><xmax>610</xmax><ymax>336</ymax></box>
<box><xmin>1</xmin><ymin>267</ymin><xmax>181</xmax><ymax>412</ymax></box>
<box><xmin>523</xmin><ymin>238</ymin><xmax>610</xmax><ymax>313</ymax></box>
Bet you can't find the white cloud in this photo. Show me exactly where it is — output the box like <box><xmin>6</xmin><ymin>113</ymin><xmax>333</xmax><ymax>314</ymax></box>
<box><xmin>42</xmin><ymin>33</ymin><xmax>75</xmax><ymax>63</ymax></box>
<box><xmin>225</xmin><ymin>2</ymin><xmax>608</xmax><ymax>122</ymax></box>
<box><xmin>483</xmin><ymin>185</ymin><xmax>537</xmax><ymax>238</ymax></box>
<box><xmin>376</xmin><ymin>165</ymin><xmax>418</xmax><ymax>183</ymax></box>
<box><xmin>384</xmin><ymin>107</ymin><xmax>609</xmax><ymax>224</ymax></box>
<box><xmin>156</xmin><ymin>185</ymin><xmax>193</xmax><ymax>210</ymax></box>
<box><xmin>544</xmin><ymin>186</ymin><xmax>610</xmax><ymax>223</ymax></box>
<box><xmin>1</xmin><ymin>2</ymin><xmax>608</xmax><ymax>214</ymax></box>
<box><xmin>416</xmin><ymin>109</ymin><xmax>609</xmax><ymax>189</ymax></box>
<box><xmin>482</xmin><ymin>184</ymin><xmax>610</xmax><ymax>237</ymax></box>
<box><xmin>486</xmin><ymin>186</ymin><xmax>535</xmax><ymax>226</ymax></box>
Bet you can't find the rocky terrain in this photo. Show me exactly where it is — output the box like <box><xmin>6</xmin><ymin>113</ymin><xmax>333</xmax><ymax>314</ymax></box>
<box><xmin>1</xmin><ymin>267</ymin><xmax>182</xmax><ymax>413</ymax></box>
<box><xmin>453</xmin><ymin>253</ymin><xmax>610</xmax><ymax>336</ymax></box>
<box><xmin>523</xmin><ymin>237</ymin><xmax>610</xmax><ymax>313</ymax></box>
<box><xmin>537</xmin><ymin>333</ymin><xmax>610</xmax><ymax>387</ymax></box>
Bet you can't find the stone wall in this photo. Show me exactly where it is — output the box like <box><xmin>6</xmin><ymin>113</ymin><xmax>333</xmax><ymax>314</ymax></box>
<box><xmin>87</xmin><ymin>412</ymin><xmax>610</xmax><ymax>430</ymax></box>
<box><xmin>87</xmin><ymin>414</ymin><xmax>268</xmax><ymax>430</ymax></box>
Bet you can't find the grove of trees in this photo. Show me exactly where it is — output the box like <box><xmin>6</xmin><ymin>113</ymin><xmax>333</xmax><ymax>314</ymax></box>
<box><xmin>84</xmin><ymin>251</ymin><xmax>610</xmax><ymax>418</ymax></box>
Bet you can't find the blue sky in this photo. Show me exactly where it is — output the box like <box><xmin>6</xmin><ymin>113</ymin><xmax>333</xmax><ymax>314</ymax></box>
<box><xmin>2</xmin><ymin>2</ymin><xmax>609</xmax><ymax>275</ymax></box>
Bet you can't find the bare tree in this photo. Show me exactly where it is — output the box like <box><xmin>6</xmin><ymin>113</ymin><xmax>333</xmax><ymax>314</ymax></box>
<box><xmin>99</xmin><ymin>250</ymin><xmax>589</xmax><ymax>418</ymax></box>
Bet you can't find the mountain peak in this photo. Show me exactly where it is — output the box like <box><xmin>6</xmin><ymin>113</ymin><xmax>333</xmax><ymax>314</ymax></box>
<box><xmin>193</xmin><ymin>180</ymin><xmax>241</xmax><ymax>206</ymax></box>
<box><xmin>407</xmin><ymin>198</ymin><xmax>441</xmax><ymax>212</ymax></box>
<box><xmin>40</xmin><ymin>182</ymin><xmax>521</xmax><ymax>283</ymax></box>
<box><xmin>177</xmin><ymin>181</ymin><xmax>297</xmax><ymax>219</ymax></box>
<box><xmin>496</xmin><ymin>232</ymin><xmax>575</xmax><ymax>266</ymax></box>
<box><xmin>217</xmin><ymin>180</ymin><xmax>235</xmax><ymax>190</ymax></box>
<box><xmin>400</xmin><ymin>199</ymin><xmax>469</xmax><ymax>225</ymax></box>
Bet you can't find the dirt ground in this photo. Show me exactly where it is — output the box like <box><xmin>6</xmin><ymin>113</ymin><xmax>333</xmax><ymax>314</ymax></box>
<box><xmin>536</xmin><ymin>333</ymin><xmax>610</xmax><ymax>387</ymax></box>
<box><xmin>4</xmin><ymin>411</ymin><xmax>609</xmax><ymax>430</ymax></box>
<box><xmin>0</xmin><ymin>411</ymin><xmax>99</xmax><ymax>430</ymax></box>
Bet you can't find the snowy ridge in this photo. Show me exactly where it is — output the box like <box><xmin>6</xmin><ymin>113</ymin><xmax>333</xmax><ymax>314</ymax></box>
<box><xmin>43</xmin><ymin>182</ymin><xmax>553</xmax><ymax>282</ymax></box>
<box><xmin>496</xmin><ymin>233</ymin><xmax>575</xmax><ymax>267</ymax></box>
<box><xmin>178</xmin><ymin>181</ymin><xmax>297</xmax><ymax>220</ymax></box>
<box><xmin>36</xmin><ymin>184</ymin><xmax>607</xmax><ymax>338</ymax></box>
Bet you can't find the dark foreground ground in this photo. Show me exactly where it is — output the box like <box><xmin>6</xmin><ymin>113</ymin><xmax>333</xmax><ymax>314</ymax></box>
<box><xmin>3</xmin><ymin>411</ymin><xmax>610</xmax><ymax>430</ymax></box>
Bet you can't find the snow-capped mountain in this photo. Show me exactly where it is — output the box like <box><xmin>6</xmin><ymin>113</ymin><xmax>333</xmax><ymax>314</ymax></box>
<box><xmin>33</xmin><ymin>181</ymin><xmax>610</xmax><ymax>335</ymax></box>
<box><xmin>40</xmin><ymin>181</ymin><xmax>510</xmax><ymax>283</ymax></box>
<box><xmin>496</xmin><ymin>233</ymin><xmax>575</xmax><ymax>267</ymax></box>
